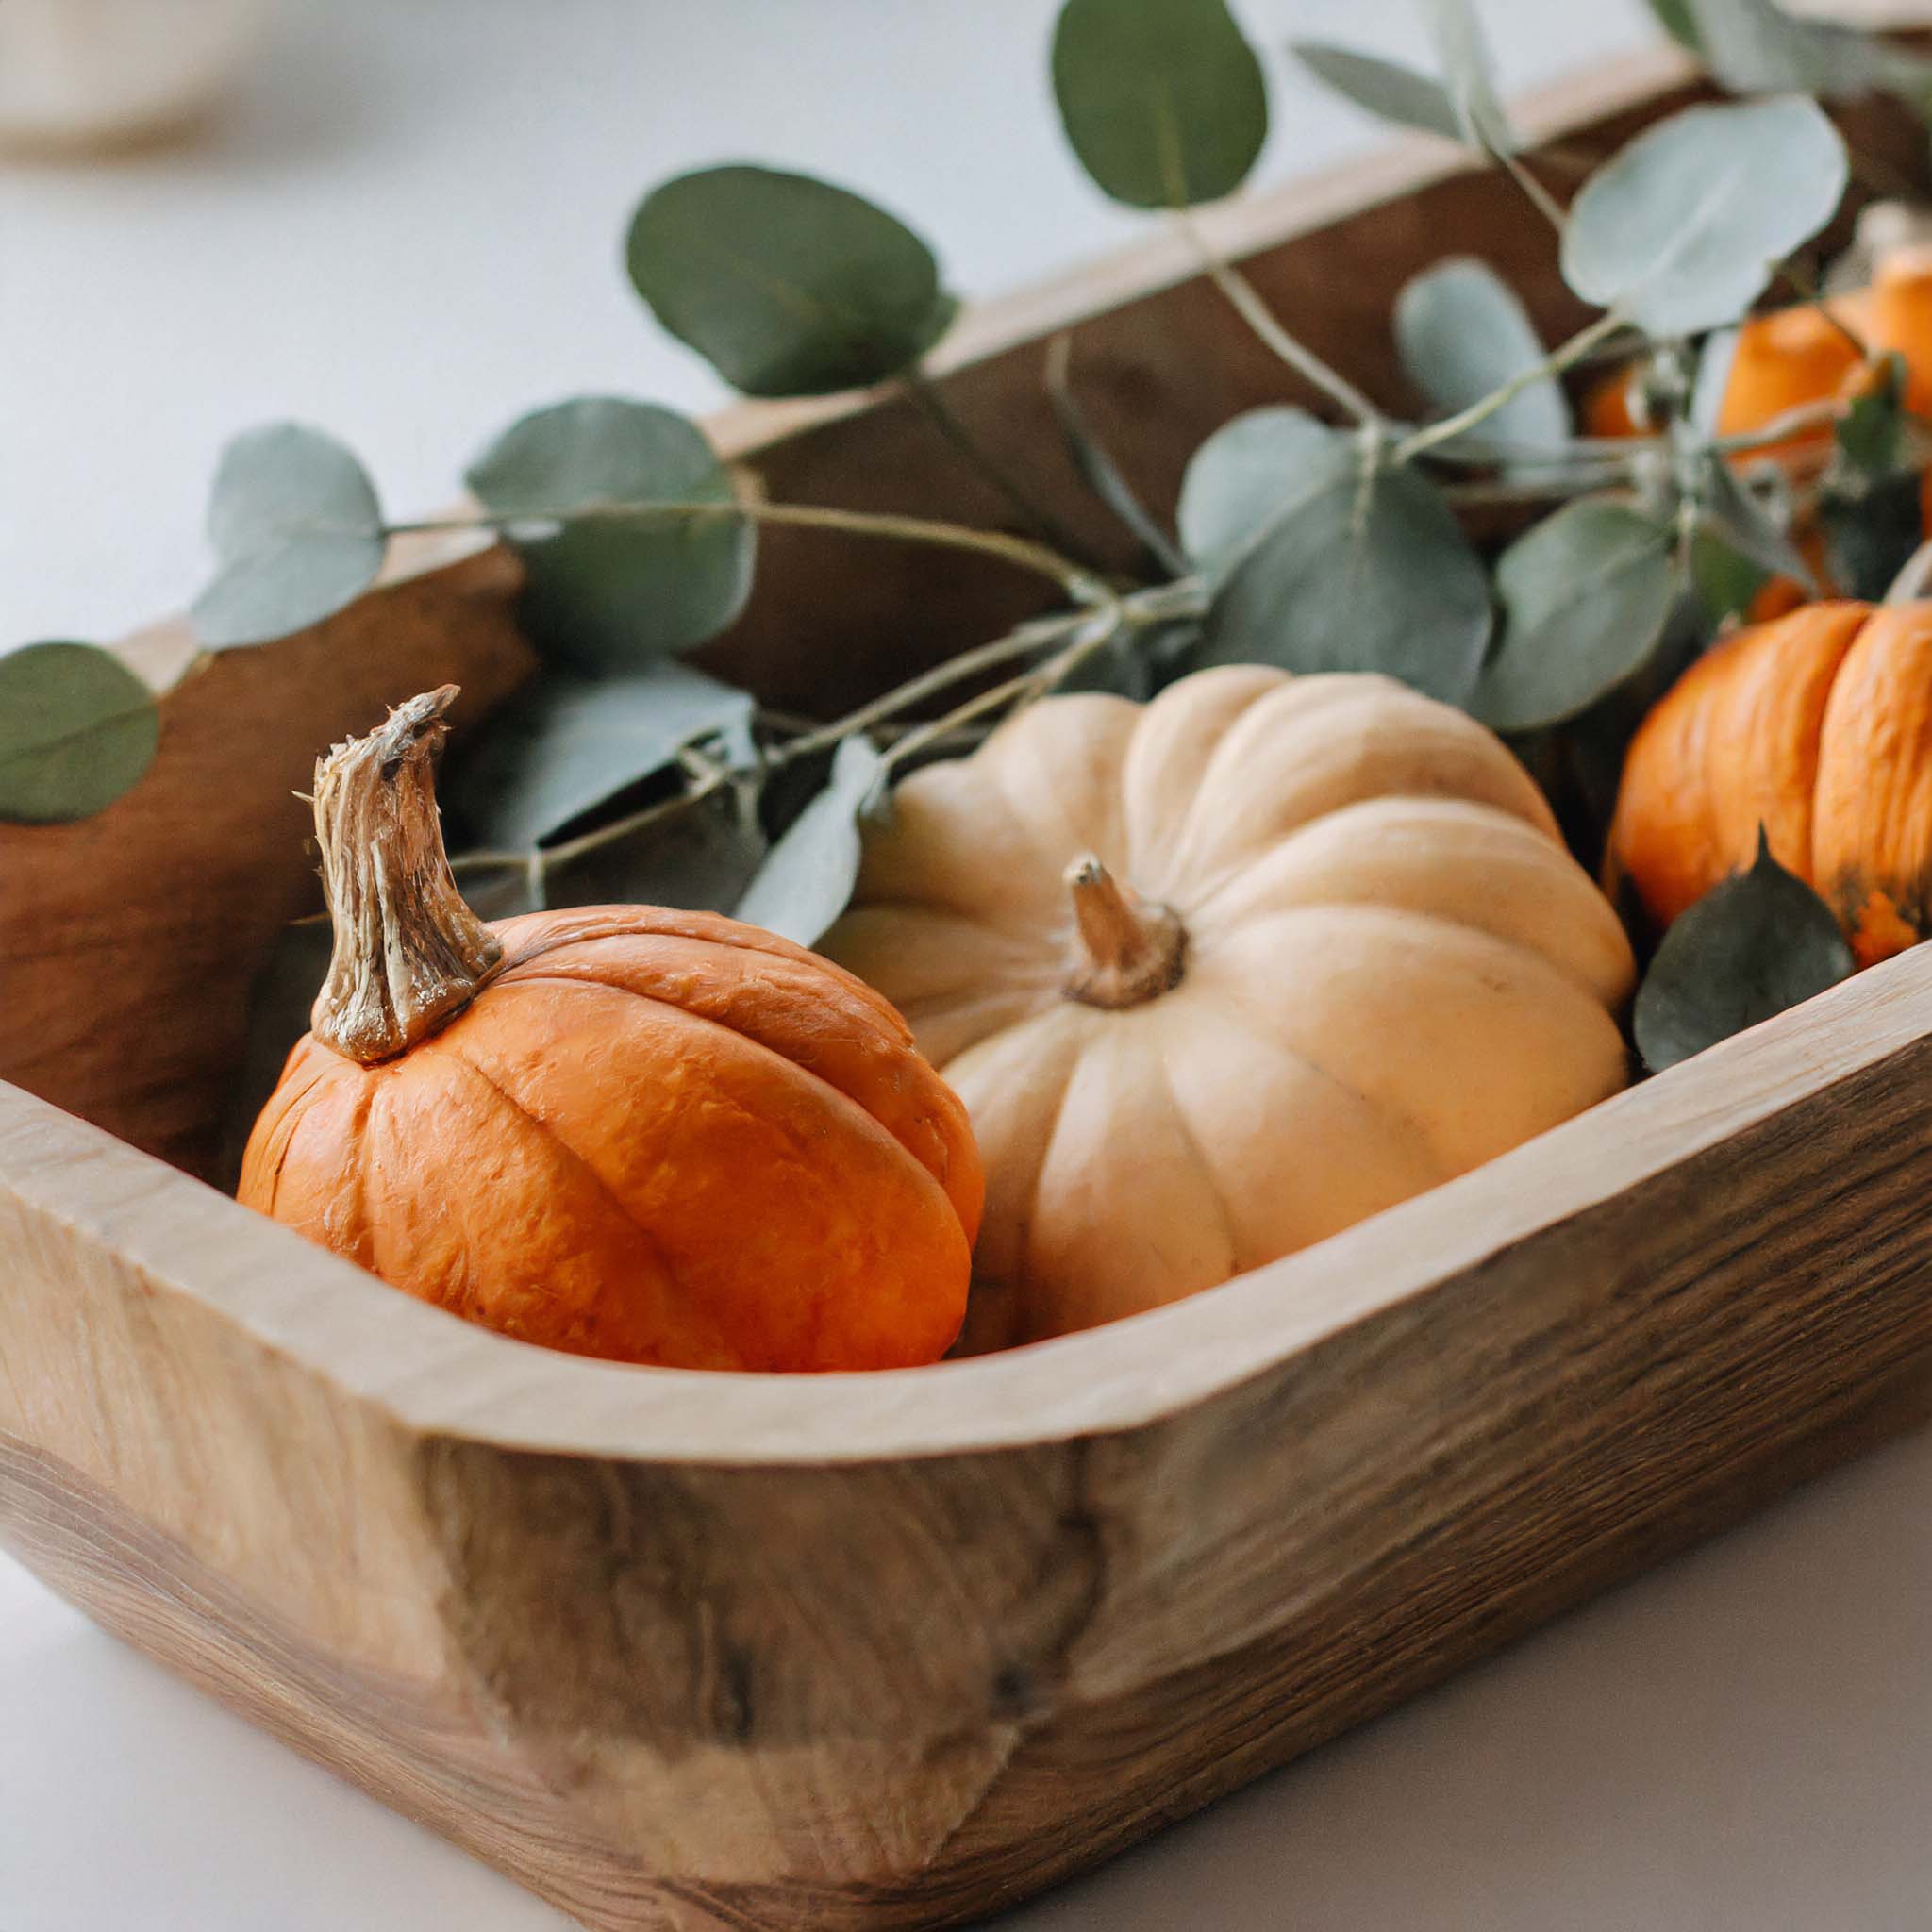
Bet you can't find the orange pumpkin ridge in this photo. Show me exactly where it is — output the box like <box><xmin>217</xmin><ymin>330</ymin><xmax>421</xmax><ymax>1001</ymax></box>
<box><xmin>1608</xmin><ymin>601</ymin><xmax>1932</xmax><ymax>968</ymax></box>
<box><xmin>240</xmin><ymin>689</ymin><xmax>981</xmax><ymax>1373</ymax></box>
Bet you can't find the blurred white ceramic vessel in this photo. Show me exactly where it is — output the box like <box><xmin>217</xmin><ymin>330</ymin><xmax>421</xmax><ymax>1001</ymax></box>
<box><xmin>0</xmin><ymin>0</ymin><xmax>270</xmax><ymax>151</ymax></box>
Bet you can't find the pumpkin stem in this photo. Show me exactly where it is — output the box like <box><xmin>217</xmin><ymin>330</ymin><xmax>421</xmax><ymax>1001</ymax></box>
<box><xmin>1062</xmin><ymin>855</ymin><xmax>1187</xmax><ymax>1010</ymax></box>
<box><xmin>310</xmin><ymin>686</ymin><xmax>503</xmax><ymax>1065</ymax></box>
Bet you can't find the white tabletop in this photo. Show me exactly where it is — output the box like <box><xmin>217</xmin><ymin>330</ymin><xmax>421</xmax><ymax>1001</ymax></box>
<box><xmin>8</xmin><ymin>3</ymin><xmax>1932</xmax><ymax>1928</ymax></box>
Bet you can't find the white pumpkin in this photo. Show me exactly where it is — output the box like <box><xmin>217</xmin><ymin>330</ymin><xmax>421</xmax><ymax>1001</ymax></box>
<box><xmin>824</xmin><ymin>665</ymin><xmax>1636</xmax><ymax>1349</ymax></box>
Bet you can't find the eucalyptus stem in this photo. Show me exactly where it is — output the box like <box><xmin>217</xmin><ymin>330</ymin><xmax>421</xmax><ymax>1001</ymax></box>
<box><xmin>1392</xmin><ymin>309</ymin><xmax>1626</xmax><ymax>464</ymax></box>
<box><xmin>1711</xmin><ymin>395</ymin><xmax>1846</xmax><ymax>457</ymax></box>
<box><xmin>386</xmin><ymin>497</ymin><xmax>1106</xmax><ymax>604</ymax></box>
<box><xmin>1494</xmin><ymin>146</ymin><xmax>1568</xmax><ymax>234</ymax></box>
<box><xmin>900</xmin><ymin>369</ymin><xmax>1103</xmax><ymax>566</ymax></box>
<box><xmin>770</xmin><ymin>608</ymin><xmax>1086</xmax><ymax>766</ymax></box>
<box><xmin>1174</xmin><ymin>215</ymin><xmax>1386</xmax><ymax>427</ymax></box>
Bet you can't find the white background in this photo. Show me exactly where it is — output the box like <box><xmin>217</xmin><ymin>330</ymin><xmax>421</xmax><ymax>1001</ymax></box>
<box><xmin>8</xmin><ymin>3</ymin><xmax>1932</xmax><ymax>1929</ymax></box>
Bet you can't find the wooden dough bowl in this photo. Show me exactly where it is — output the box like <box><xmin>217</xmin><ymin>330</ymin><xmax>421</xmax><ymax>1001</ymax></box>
<box><xmin>8</xmin><ymin>35</ymin><xmax>1932</xmax><ymax>1932</ymax></box>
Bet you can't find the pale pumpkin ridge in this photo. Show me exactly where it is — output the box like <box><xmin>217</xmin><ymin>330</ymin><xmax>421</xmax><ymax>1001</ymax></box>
<box><xmin>1154</xmin><ymin>1033</ymin><xmax>1241</xmax><ymax>1275</ymax></box>
<box><xmin>1189</xmin><ymin>798</ymin><xmax>1633</xmax><ymax>1008</ymax></box>
<box><xmin>1011</xmin><ymin>1034</ymin><xmax>1088</xmax><ymax>1299</ymax></box>
<box><xmin>1193</xmin><ymin>991</ymin><xmax>1451</xmax><ymax>1195</ymax></box>
<box><xmin>1204</xmin><ymin>899</ymin><xmax>1625</xmax><ymax>1173</ymax></box>
<box><xmin>436</xmin><ymin>1039</ymin><xmax>703</xmax><ymax>1349</ymax></box>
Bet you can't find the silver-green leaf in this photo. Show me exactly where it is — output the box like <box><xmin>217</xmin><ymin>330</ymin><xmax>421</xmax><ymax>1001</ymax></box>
<box><xmin>0</xmin><ymin>641</ymin><xmax>161</xmax><ymax>824</ymax></box>
<box><xmin>1560</xmin><ymin>95</ymin><xmax>1849</xmax><ymax>338</ymax></box>
<box><xmin>1634</xmin><ymin>831</ymin><xmax>1853</xmax><ymax>1072</ymax></box>
<box><xmin>1176</xmin><ymin>406</ymin><xmax>1337</xmax><ymax>577</ymax></box>
<box><xmin>1191</xmin><ymin>415</ymin><xmax>1491</xmax><ymax>703</ymax></box>
<box><xmin>1424</xmin><ymin>0</ymin><xmax>1514</xmax><ymax>155</ymax></box>
<box><xmin>1474</xmin><ymin>497</ymin><xmax>1676</xmax><ymax>732</ymax></box>
<box><xmin>466</xmin><ymin>397</ymin><xmax>755</xmax><ymax>670</ymax></box>
<box><xmin>1287</xmin><ymin>42</ymin><xmax>1463</xmax><ymax>143</ymax></box>
<box><xmin>625</xmin><ymin>166</ymin><xmax>956</xmax><ymax>398</ymax></box>
<box><xmin>1051</xmin><ymin>0</ymin><xmax>1268</xmax><ymax>209</ymax></box>
<box><xmin>736</xmin><ymin>735</ymin><xmax>886</xmax><ymax>946</ymax></box>
<box><xmin>443</xmin><ymin>661</ymin><xmax>755</xmax><ymax>851</ymax></box>
<box><xmin>192</xmin><ymin>425</ymin><xmax>386</xmax><ymax>649</ymax></box>
<box><xmin>1394</xmin><ymin>258</ymin><xmax>1569</xmax><ymax>451</ymax></box>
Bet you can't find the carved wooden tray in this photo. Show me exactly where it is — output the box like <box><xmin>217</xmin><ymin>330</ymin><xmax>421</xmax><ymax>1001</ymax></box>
<box><xmin>6</xmin><ymin>33</ymin><xmax>1932</xmax><ymax>1932</ymax></box>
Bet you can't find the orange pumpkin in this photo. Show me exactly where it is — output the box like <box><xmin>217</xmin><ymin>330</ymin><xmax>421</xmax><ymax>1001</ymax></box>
<box><xmin>240</xmin><ymin>688</ymin><xmax>982</xmax><ymax>1372</ymax></box>
<box><xmin>1607</xmin><ymin>600</ymin><xmax>1932</xmax><ymax>969</ymax></box>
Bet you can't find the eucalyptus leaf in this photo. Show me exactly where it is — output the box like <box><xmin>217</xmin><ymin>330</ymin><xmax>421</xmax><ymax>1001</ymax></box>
<box><xmin>1689</xmin><ymin>527</ymin><xmax>1769</xmax><ymax>626</ymax></box>
<box><xmin>736</xmin><ymin>735</ymin><xmax>885</xmax><ymax>945</ymax></box>
<box><xmin>1286</xmin><ymin>42</ymin><xmax>1463</xmax><ymax>143</ymax></box>
<box><xmin>1634</xmin><ymin>831</ymin><xmax>1853</xmax><ymax>1072</ymax></box>
<box><xmin>443</xmin><ymin>661</ymin><xmax>755</xmax><ymax>850</ymax></box>
<box><xmin>192</xmin><ymin>424</ymin><xmax>386</xmax><ymax>649</ymax></box>
<box><xmin>1560</xmin><ymin>96</ymin><xmax>1849</xmax><ymax>338</ymax></box>
<box><xmin>1194</xmin><ymin>421</ymin><xmax>1492</xmax><ymax>704</ymax></box>
<box><xmin>1394</xmin><ymin>258</ymin><xmax>1569</xmax><ymax>451</ymax></box>
<box><xmin>1424</xmin><ymin>0</ymin><xmax>1514</xmax><ymax>155</ymax></box>
<box><xmin>1474</xmin><ymin>498</ymin><xmax>1676</xmax><ymax>732</ymax></box>
<box><xmin>1690</xmin><ymin>327</ymin><xmax>1740</xmax><ymax>436</ymax></box>
<box><xmin>466</xmin><ymin>397</ymin><xmax>754</xmax><ymax>669</ymax></box>
<box><xmin>1679</xmin><ymin>0</ymin><xmax>1932</xmax><ymax>108</ymax></box>
<box><xmin>1176</xmin><ymin>406</ymin><xmax>1337</xmax><ymax>576</ymax></box>
<box><xmin>1645</xmin><ymin>0</ymin><xmax>1702</xmax><ymax>48</ymax></box>
<box><xmin>1698</xmin><ymin>454</ymin><xmax>1815</xmax><ymax>590</ymax></box>
<box><xmin>1051</xmin><ymin>0</ymin><xmax>1268</xmax><ymax>208</ymax></box>
<box><xmin>0</xmin><ymin>641</ymin><xmax>160</xmax><ymax>824</ymax></box>
<box><xmin>625</xmin><ymin>166</ymin><xmax>955</xmax><ymax>397</ymax></box>
<box><xmin>1836</xmin><ymin>353</ymin><xmax>1907</xmax><ymax>478</ymax></box>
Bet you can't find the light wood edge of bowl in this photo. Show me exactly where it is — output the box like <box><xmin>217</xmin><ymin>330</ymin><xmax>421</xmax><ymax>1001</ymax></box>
<box><xmin>7</xmin><ymin>942</ymin><xmax>1932</xmax><ymax>1467</ymax></box>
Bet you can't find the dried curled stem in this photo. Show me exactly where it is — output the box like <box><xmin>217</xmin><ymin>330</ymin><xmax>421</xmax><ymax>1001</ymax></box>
<box><xmin>311</xmin><ymin>686</ymin><xmax>503</xmax><ymax>1064</ymax></box>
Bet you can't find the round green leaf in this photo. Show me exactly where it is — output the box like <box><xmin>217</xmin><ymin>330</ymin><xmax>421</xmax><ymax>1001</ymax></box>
<box><xmin>192</xmin><ymin>424</ymin><xmax>386</xmax><ymax>649</ymax></box>
<box><xmin>1193</xmin><ymin>423</ymin><xmax>1491</xmax><ymax>704</ymax></box>
<box><xmin>444</xmin><ymin>661</ymin><xmax>755</xmax><ymax>850</ymax></box>
<box><xmin>0</xmin><ymin>641</ymin><xmax>159</xmax><ymax>824</ymax></box>
<box><xmin>1394</xmin><ymin>258</ymin><xmax>1570</xmax><ymax>451</ymax></box>
<box><xmin>466</xmin><ymin>397</ymin><xmax>755</xmax><ymax>670</ymax></box>
<box><xmin>1560</xmin><ymin>95</ymin><xmax>1848</xmax><ymax>338</ymax></box>
<box><xmin>736</xmin><ymin>735</ymin><xmax>886</xmax><ymax>946</ymax></box>
<box><xmin>1634</xmin><ymin>832</ymin><xmax>1853</xmax><ymax>1072</ymax></box>
<box><xmin>1287</xmin><ymin>42</ymin><xmax>1462</xmax><ymax>143</ymax></box>
<box><xmin>1176</xmin><ymin>406</ymin><xmax>1337</xmax><ymax>577</ymax></box>
<box><xmin>1474</xmin><ymin>498</ymin><xmax>1675</xmax><ymax>733</ymax></box>
<box><xmin>1051</xmin><ymin>0</ymin><xmax>1268</xmax><ymax>209</ymax></box>
<box><xmin>625</xmin><ymin>166</ymin><xmax>956</xmax><ymax>398</ymax></box>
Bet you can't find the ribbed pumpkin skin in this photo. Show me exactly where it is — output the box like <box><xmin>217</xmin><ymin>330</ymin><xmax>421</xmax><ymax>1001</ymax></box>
<box><xmin>824</xmin><ymin>667</ymin><xmax>1635</xmax><ymax>1348</ymax></box>
<box><xmin>1608</xmin><ymin>601</ymin><xmax>1932</xmax><ymax>969</ymax></box>
<box><xmin>240</xmin><ymin>906</ymin><xmax>983</xmax><ymax>1372</ymax></box>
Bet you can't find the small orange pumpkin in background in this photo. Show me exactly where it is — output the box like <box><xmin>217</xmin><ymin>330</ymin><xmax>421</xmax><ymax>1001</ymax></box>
<box><xmin>1607</xmin><ymin>600</ymin><xmax>1932</xmax><ymax>970</ymax></box>
<box><xmin>240</xmin><ymin>688</ymin><xmax>982</xmax><ymax>1372</ymax></box>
